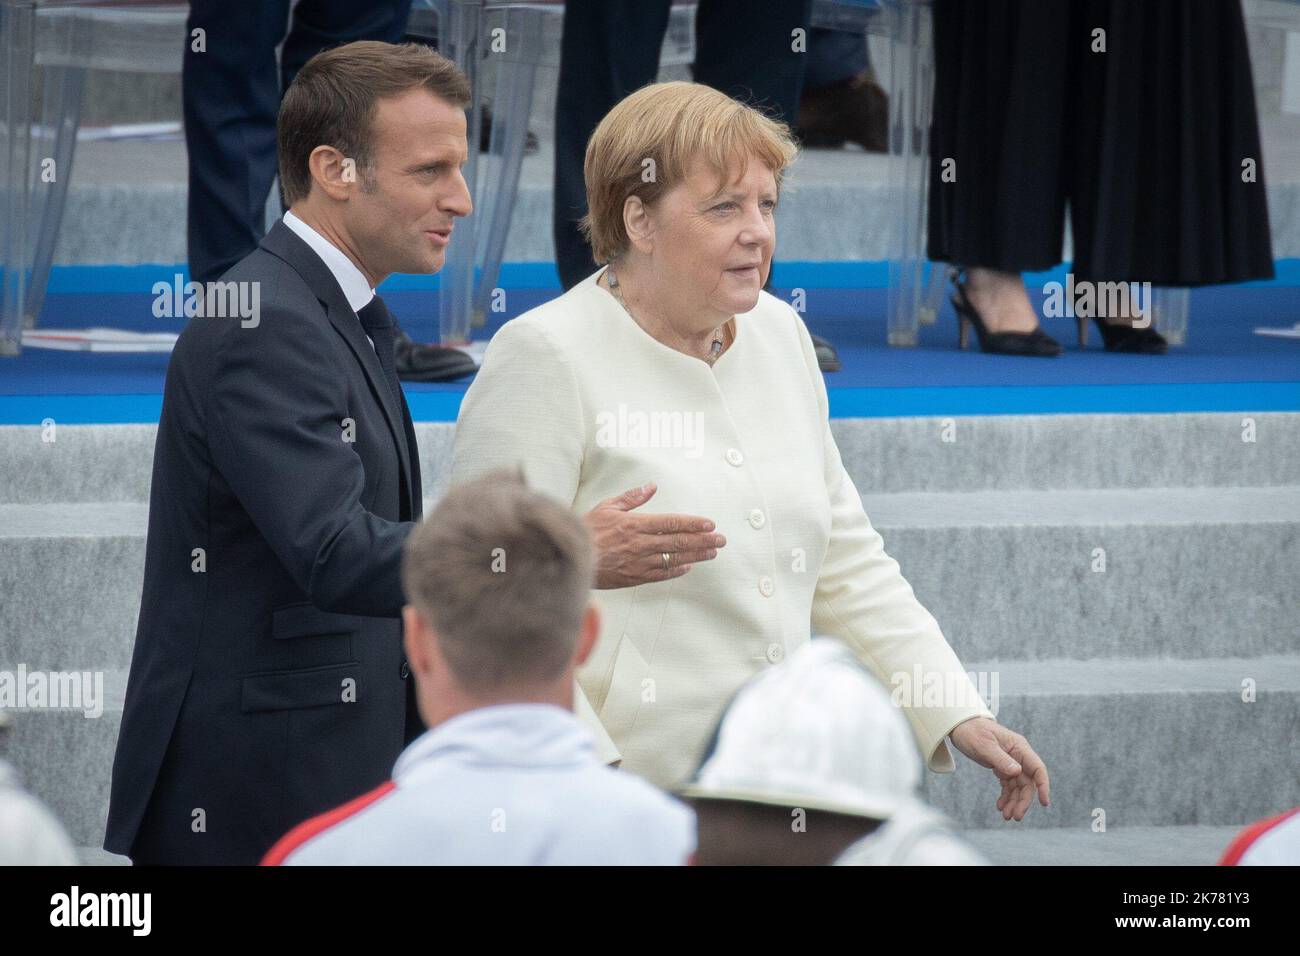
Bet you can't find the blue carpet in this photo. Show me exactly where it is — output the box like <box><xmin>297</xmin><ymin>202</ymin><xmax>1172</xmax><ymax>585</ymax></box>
<box><xmin>3</xmin><ymin>279</ymin><xmax>1297</xmax><ymax>423</ymax></box>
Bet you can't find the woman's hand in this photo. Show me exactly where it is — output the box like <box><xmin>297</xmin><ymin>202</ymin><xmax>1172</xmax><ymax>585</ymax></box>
<box><xmin>948</xmin><ymin>716</ymin><xmax>1051</xmax><ymax>822</ymax></box>
<box><xmin>582</xmin><ymin>482</ymin><xmax>726</xmax><ymax>589</ymax></box>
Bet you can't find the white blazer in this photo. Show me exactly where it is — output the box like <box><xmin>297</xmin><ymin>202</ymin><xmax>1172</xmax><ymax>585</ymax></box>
<box><xmin>451</xmin><ymin>268</ymin><xmax>993</xmax><ymax>790</ymax></box>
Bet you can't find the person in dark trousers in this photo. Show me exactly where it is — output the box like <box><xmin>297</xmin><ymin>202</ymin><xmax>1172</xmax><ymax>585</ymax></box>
<box><xmin>553</xmin><ymin>0</ymin><xmax>841</xmax><ymax>371</ymax></box>
<box><xmin>183</xmin><ymin>0</ymin><xmax>413</xmax><ymax>286</ymax></box>
<box><xmin>796</xmin><ymin>27</ymin><xmax>888</xmax><ymax>154</ymax></box>
<box><xmin>106</xmin><ymin>43</ymin><xmax>469</xmax><ymax>865</ymax></box>
<box><xmin>928</xmin><ymin>0</ymin><xmax>1273</xmax><ymax>356</ymax></box>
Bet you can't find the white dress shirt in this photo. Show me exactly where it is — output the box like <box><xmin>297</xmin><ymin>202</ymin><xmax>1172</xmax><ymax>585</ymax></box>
<box><xmin>270</xmin><ymin>703</ymin><xmax>696</xmax><ymax>865</ymax></box>
<box><xmin>282</xmin><ymin>209</ymin><xmax>376</xmax><ymax>351</ymax></box>
<box><xmin>450</xmin><ymin>267</ymin><xmax>994</xmax><ymax>792</ymax></box>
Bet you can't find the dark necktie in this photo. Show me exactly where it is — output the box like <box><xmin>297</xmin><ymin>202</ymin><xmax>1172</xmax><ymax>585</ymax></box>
<box><xmin>356</xmin><ymin>295</ymin><xmax>405</xmax><ymax>413</ymax></box>
<box><xmin>356</xmin><ymin>293</ymin><xmax>416</xmax><ymax>518</ymax></box>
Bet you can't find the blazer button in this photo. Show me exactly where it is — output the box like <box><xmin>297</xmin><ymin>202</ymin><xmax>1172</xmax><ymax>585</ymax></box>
<box><xmin>758</xmin><ymin>576</ymin><xmax>774</xmax><ymax>597</ymax></box>
<box><xmin>765</xmin><ymin>642</ymin><xmax>785</xmax><ymax>664</ymax></box>
<box><xmin>748</xmin><ymin>508</ymin><xmax>766</xmax><ymax>530</ymax></box>
<box><xmin>399</xmin><ymin>660</ymin><xmax>410</xmax><ymax>680</ymax></box>
<box><xmin>725</xmin><ymin>448</ymin><xmax>745</xmax><ymax>467</ymax></box>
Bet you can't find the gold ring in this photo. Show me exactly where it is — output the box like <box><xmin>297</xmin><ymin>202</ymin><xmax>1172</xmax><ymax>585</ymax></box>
<box><xmin>661</xmin><ymin>552</ymin><xmax>671</xmax><ymax>569</ymax></box>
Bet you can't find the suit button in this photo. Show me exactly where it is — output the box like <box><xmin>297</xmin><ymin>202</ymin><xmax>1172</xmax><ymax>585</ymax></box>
<box><xmin>748</xmin><ymin>508</ymin><xmax>766</xmax><ymax>529</ymax></box>
<box><xmin>399</xmin><ymin>660</ymin><xmax>410</xmax><ymax>679</ymax></box>
<box><xmin>765</xmin><ymin>642</ymin><xmax>785</xmax><ymax>664</ymax></box>
<box><xmin>758</xmin><ymin>576</ymin><xmax>774</xmax><ymax>597</ymax></box>
<box><xmin>725</xmin><ymin>448</ymin><xmax>744</xmax><ymax>467</ymax></box>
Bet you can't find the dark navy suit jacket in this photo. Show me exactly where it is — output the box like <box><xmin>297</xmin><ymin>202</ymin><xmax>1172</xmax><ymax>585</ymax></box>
<box><xmin>105</xmin><ymin>221</ymin><xmax>425</xmax><ymax>864</ymax></box>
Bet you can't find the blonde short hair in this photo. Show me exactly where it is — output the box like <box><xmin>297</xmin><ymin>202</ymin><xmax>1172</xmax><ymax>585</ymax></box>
<box><xmin>579</xmin><ymin>81</ymin><xmax>798</xmax><ymax>264</ymax></box>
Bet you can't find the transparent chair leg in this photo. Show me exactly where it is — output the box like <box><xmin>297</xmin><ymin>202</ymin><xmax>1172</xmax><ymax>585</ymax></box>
<box><xmin>918</xmin><ymin>261</ymin><xmax>947</xmax><ymax>326</ymax></box>
<box><xmin>1</xmin><ymin>0</ymin><xmax>37</xmax><ymax>356</ymax></box>
<box><xmin>885</xmin><ymin>0</ymin><xmax>934</xmax><ymax>348</ymax></box>
<box><xmin>26</xmin><ymin>62</ymin><xmax>85</xmax><ymax>332</ymax></box>
<box><xmin>435</xmin><ymin>0</ymin><xmax>485</xmax><ymax>345</ymax></box>
<box><xmin>472</xmin><ymin>7</ymin><xmax>541</xmax><ymax>328</ymax></box>
<box><xmin>1152</xmin><ymin>287</ymin><xmax>1189</xmax><ymax>346</ymax></box>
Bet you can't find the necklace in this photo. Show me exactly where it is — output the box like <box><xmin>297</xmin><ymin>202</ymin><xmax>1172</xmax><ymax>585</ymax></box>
<box><xmin>606</xmin><ymin>263</ymin><xmax>726</xmax><ymax>366</ymax></box>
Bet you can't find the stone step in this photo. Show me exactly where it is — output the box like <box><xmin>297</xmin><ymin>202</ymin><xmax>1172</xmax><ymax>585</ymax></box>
<box><xmin>3</xmin><ymin>485</ymin><xmax>1296</xmax><ymax>671</ymax></box>
<box><xmin>963</xmin><ymin>824</ymin><xmax>1246</xmax><ymax>866</ymax></box>
<box><xmin>871</xmin><ymin>485</ymin><xmax>1300</xmax><ymax>661</ymax></box>
<box><xmin>2</xmin><ymin>414</ymin><xmax>1296</xmax><ymax>505</ymax></box>
<box><xmin>4</xmin><ymin>655</ymin><xmax>1295</xmax><ymax>847</ymax></box>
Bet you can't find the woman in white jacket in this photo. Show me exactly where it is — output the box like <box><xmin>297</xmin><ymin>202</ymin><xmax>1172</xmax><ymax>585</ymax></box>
<box><xmin>451</xmin><ymin>81</ymin><xmax>1049</xmax><ymax>821</ymax></box>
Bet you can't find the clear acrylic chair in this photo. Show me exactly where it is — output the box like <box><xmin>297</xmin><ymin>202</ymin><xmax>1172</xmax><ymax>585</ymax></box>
<box><xmin>823</xmin><ymin>0</ymin><xmax>947</xmax><ymax>347</ymax></box>
<box><xmin>0</xmin><ymin>0</ymin><xmax>187</xmax><ymax>357</ymax></box>
<box><xmin>410</xmin><ymin>0</ymin><xmax>564</xmax><ymax>345</ymax></box>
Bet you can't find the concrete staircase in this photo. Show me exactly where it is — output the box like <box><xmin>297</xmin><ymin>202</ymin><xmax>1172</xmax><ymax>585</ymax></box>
<box><xmin>1</xmin><ymin>412</ymin><xmax>1297</xmax><ymax>865</ymax></box>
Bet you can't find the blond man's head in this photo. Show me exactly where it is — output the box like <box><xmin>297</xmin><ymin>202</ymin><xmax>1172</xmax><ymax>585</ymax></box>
<box><xmin>401</xmin><ymin>470</ymin><xmax>597</xmax><ymax>698</ymax></box>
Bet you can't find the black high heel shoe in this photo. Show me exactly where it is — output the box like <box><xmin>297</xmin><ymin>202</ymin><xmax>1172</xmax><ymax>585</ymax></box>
<box><xmin>1077</xmin><ymin>315</ymin><xmax>1168</xmax><ymax>354</ymax></box>
<box><xmin>950</xmin><ymin>268</ymin><xmax>1062</xmax><ymax>357</ymax></box>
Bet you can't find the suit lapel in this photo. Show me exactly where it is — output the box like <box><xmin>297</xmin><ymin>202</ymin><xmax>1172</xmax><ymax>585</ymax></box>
<box><xmin>260</xmin><ymin>221</ymin><xmax>415</xmax><ymax>517</ymax></box>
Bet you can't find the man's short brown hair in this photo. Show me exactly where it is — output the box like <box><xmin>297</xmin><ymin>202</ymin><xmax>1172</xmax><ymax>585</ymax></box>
<box><xmin>277</xmin><ymin>40</ymin><xmax>470</xmax><ymax>206</ymax></box>
<box><xmin>401</xmin><ymin>470</ymin><xmax>596</xmax><ymax>694</ymax></box>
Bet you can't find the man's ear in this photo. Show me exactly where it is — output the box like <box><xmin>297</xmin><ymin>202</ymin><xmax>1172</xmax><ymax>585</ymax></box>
<box><xmin>574</xmin><ymin>602</ymin><xmax>601</xmax><ymax>668</ymax></box>
<box><xmin>623</xmin><ymin>196</ymin><xmax>654</xmax><ymax>254</ymax></box>
<box><xmin>307</xmin><ymin>144</ymin><xmax>357</xmax><ymax>202</ymax></box>
<box><xmin>402</xmin><ymin>605</ymin><xmax>431</xmax><ymax>675</ymax></box>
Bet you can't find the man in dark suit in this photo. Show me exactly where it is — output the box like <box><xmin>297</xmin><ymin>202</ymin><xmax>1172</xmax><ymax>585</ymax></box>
<box><xmin>105</xmin><ymin>42</ymin><xmax>472</xmax><ymax>865</ymax></box>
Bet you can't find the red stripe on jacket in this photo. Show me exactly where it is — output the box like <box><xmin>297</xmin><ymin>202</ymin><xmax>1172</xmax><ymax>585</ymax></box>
<box><xmin>1218</xmin><ymin>806</ymin><xmax>1300</xmax><ymax>866</ymax></box>
<box><xmin>261</xmin><ymin>780</ymin><xmax>398</xmax><ymax>866</ymax></box>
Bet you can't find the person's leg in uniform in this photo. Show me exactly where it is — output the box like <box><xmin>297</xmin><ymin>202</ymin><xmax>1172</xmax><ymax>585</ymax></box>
<box><xmin>280</xmin><ymin>0</ymin><xmax>415</xmax><ymax>96</ymax></box>
<box><xmin>553</xmin><ymin>0</ymin><xmax>671</xmax><ymax>291</ymax></box>
<box><xmin>185</xmin><ymin>0</ymin><xmax>414</xmax><ymax>284</ymax></box>
<box><xmin>691</xmin><ymin>0</ymin><xmax>813</xmax><ymax>126</ymax></box>
<box><xmin>184</xmin><ymin>0</ymin><xmax>292</xmax><ymax>284</ymax></box>
<box><xmin>796</xmin><ymin>26</ymin><xmax>887</xmax><ymax>153</ymax></box>
<box><xmin>804</xmin><ymin>27</ymin><xmax>870</xmax><ymax>92</ymax></box>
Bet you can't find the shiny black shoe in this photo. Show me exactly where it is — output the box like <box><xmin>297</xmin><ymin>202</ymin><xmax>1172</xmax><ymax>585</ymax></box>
<box><xmin>950</xmin><ymin>268</ymin><xmax>1062</xmax><ymax>357</ymax></box>
<box><xmin>394</xmin><ymin>329</ymin><xmax>479</xmax><ymax>382</ymax></box>
<box><xmin>811</xmin><ymin>332</ymin><xmax>841</xmax><ymax>372</ymax></box>
<box><xmin>1077</xmin><ymin>315</ymin><xmax>1168</xmax><ymax>354</ymax></box>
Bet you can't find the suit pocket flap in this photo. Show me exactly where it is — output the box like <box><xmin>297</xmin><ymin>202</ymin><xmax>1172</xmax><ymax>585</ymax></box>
<box><xmin>241</xmin><ymin>662</ymin><xmax>360</xmax><ymax>712</ymax></box>
<box><xmin>271</xmin><ymin>604</ymin><xmax>368</xmax><ymax>640</ymax></box>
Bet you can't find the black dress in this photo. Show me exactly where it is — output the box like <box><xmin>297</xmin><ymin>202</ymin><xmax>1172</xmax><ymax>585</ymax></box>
<box><xmin>927</xmin><ymin>0</ymin><xmax>1274</xmax><ymax>286</ymax></box>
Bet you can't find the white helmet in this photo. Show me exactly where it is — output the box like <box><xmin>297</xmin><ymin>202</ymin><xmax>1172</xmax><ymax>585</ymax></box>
<box><xmin>678</xmin><ymin>637</ymin><xmax>922</xmax><ymax>819</ymax></box>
